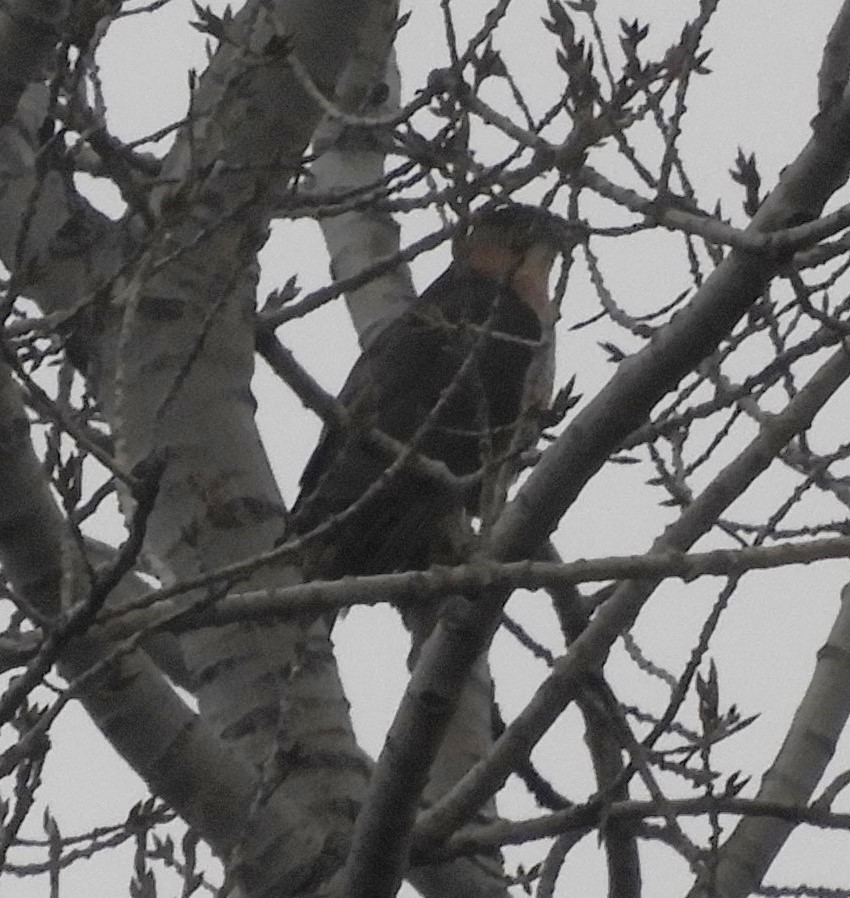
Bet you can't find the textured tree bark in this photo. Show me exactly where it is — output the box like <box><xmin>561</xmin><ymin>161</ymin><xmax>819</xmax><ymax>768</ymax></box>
<box><xmin>90</xmin><ymin>4</ymin><xmax>377</xmax><ymax>892</ymax></box>
<box><xmin>0</xmin><ymin>2</ymin><xmax>377</xmax><ymax>894</ymax></box>
<box><xmin>0</xmin><ymin>360</ymin><xmax>297</xmax><ymax>868</ymax></box>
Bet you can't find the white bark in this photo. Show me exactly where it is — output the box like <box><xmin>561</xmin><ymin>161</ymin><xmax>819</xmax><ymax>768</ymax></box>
<box><xmin>688</xmin><ymin>582</ymin><xmax>850</xmax><ymax>897</ymax></box>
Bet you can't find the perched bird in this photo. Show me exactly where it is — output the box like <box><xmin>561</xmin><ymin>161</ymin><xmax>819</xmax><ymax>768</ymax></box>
<box><xmin>293</xmin><ymin>204</ymin><xmax>564</xmax><ymax>633</ymax></box>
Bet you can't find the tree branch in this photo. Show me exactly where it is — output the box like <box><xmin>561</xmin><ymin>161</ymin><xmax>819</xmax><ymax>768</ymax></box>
<box><xmin>89</xmin><ymin>534</ymin><xmax>850</xmax><ymax>639</ymax></box>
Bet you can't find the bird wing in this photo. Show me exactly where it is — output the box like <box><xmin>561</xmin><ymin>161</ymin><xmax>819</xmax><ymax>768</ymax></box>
<box><xmin>292</xmin><ymin>263</ymin><xmax>552</xmax><ymax>571</ymax></box>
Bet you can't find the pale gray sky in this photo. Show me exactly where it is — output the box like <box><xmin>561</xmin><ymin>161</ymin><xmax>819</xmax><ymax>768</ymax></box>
<box><xmin>8</xmin><ymin>2</ymin><xmax>850</xmax><ymax>896</ymax></box>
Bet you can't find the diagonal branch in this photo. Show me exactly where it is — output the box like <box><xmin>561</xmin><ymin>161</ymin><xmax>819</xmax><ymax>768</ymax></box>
<box><xmin>0</xmin><ymin>358</ymin><xmax>303</xmax><ymax>870</ymax></box>
<box><xmin>341</xmin><ymin>75</ymin><xmax>850</xmax><ymax>895</ymax></box>
<box><xmin>415</xmin><ymin>336</ymin><xmax>850</xmax><ymax>849</ymax></box>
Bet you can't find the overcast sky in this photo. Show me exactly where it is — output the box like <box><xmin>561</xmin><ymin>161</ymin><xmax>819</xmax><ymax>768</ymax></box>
<box><xmin>7</xmin><ymin>2</ymin><xmax>850</xmax><ymax>896</ymax></box>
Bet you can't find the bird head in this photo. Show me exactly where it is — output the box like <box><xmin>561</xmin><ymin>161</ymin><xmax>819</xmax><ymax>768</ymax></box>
<box><xmin>452</xmin><ymin>204</ymin><xmax>569</xmax><ymax>321</ymax></box>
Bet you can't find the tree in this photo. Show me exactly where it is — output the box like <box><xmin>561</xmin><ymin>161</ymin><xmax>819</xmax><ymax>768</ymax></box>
<box><xmin>2</xmin><ymin>1</ymin><xmax>850</xmax><ymax>896</ymax></box>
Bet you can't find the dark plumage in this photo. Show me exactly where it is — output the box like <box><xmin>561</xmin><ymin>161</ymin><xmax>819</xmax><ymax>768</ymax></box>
<box><xmin>293</xmin><ymin>205</ymin><xmax>563</xmax><ymax>584</ymax></box>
